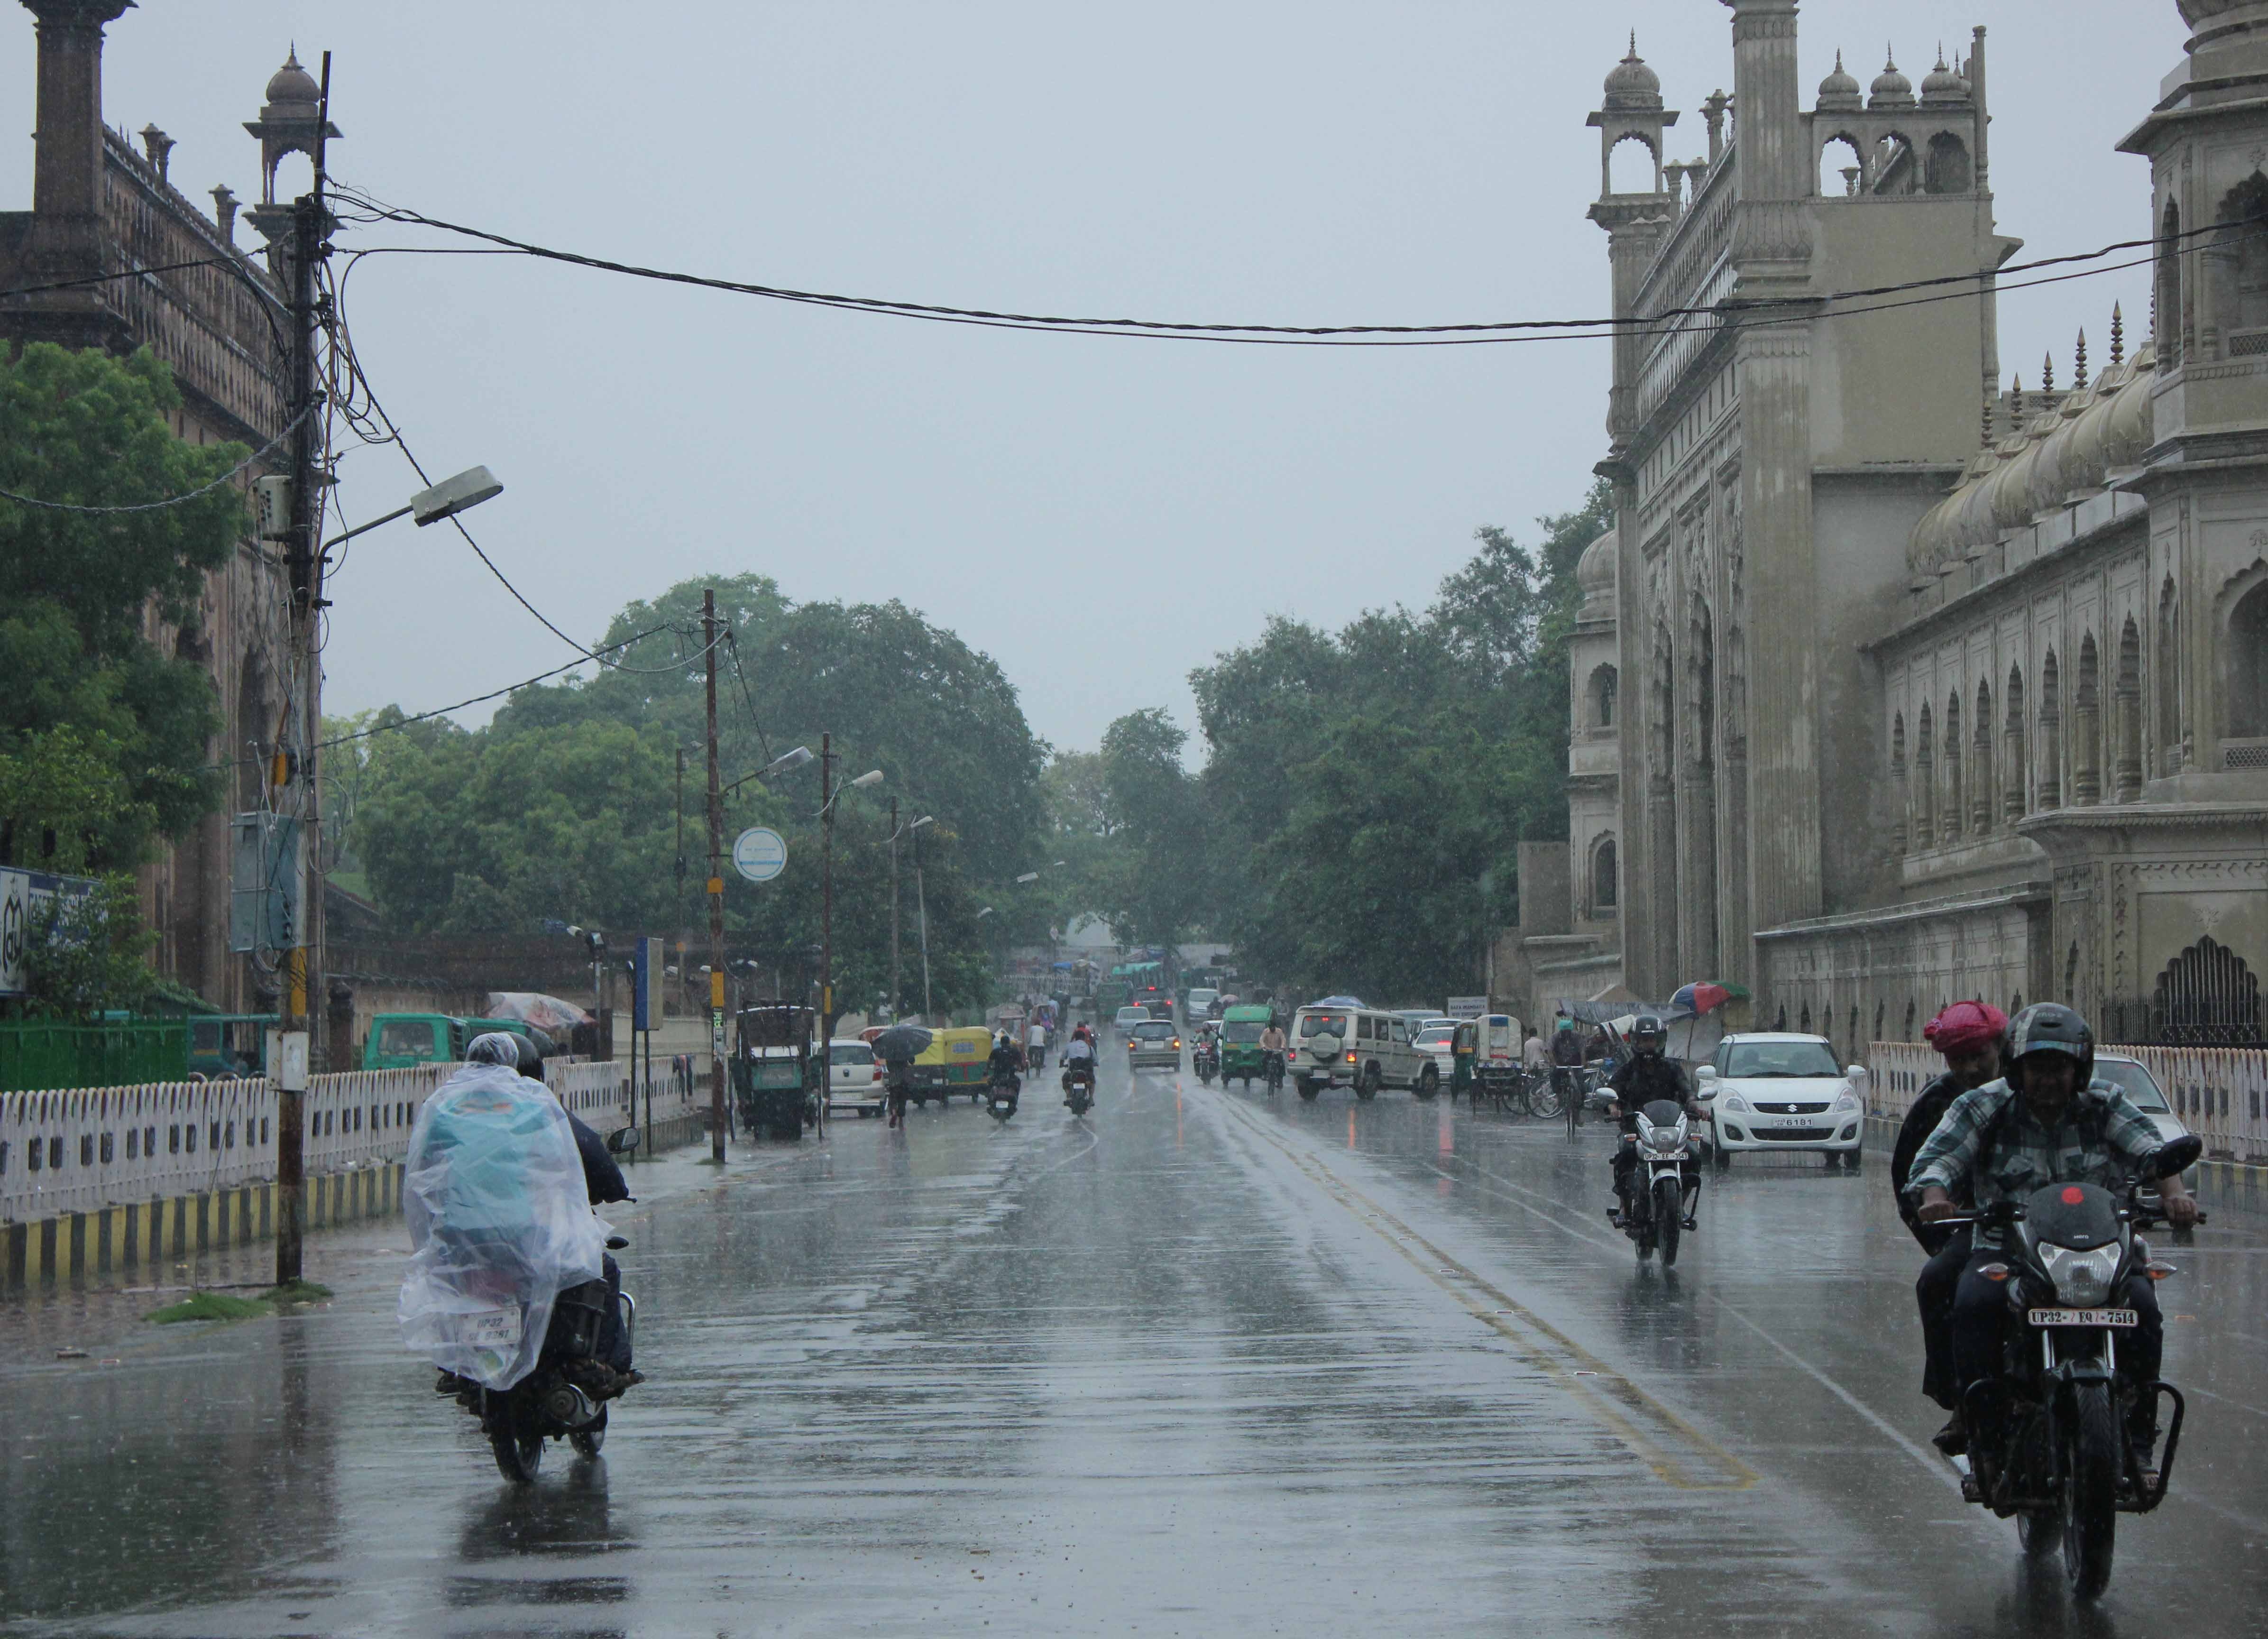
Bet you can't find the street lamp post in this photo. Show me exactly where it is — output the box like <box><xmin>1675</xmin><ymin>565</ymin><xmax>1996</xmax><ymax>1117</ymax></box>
<box><xmin>816</xmin><ymin>736</ymin><xmax>882</xmax><ymax>1055</ymax></box>
<box><xmin>887</xmin><ymin>810</ymin><xmax>934</xmax><ymax>1023</ymax></box>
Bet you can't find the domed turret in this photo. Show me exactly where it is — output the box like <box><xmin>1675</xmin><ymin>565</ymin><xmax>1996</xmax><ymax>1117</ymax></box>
<box><xmin>263</xmin><ymin>48</ymin><xmax>319</xmax><ymax>115</ymax></box>
<box><xmin>1869</xmin><ymin>50</ymin><xmax>1915</xmax><ymax>108</ymax></box>
<box><xmin>1603</xmin><ymin>33</ymin><xmax>1662</xmax><ymax>110</ymax></box>
<box><xmin>1919</xmin><ymin>49</ymin><xmax>1969</xmax><ymax>104</ymax></box>
<box><xmin>1817</xmin><ymin>50</ymin><xmax>1863</xmax><ymax>112</ymax></box>
<box><xmin>1576</xmin><ymin>528</ymin><xmax>1618</xmax><ymax>620</ymax></box>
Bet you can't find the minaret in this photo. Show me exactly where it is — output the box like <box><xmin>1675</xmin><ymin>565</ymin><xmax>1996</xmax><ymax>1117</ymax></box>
<box><xmin>11</xmin><ymin>1</ymin><xmax>135</xmax><ymax>349</ymax></box>
<box><xmin>1585</xmin><ymin>36</ymin><xmax>1678</xmax><ymax>447</ymax></box>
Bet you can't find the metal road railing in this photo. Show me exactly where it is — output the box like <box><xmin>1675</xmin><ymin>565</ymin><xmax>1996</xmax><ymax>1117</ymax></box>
<box><xmin>0</xmin><ymin>1059</ymin><xmax>693</xmax><ymax>1226</ymax></box>
<box><xmin>1866</xmin><ymin>1040</ymin><xmax>2268</xmax><ymax>1164</ymax></box>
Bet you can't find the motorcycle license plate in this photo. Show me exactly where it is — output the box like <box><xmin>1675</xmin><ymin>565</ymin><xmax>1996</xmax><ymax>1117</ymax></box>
<box><xmin>463</xmin><ymin>1305</ymin><xmax>523</xmax><ymax>1348</ymax></box>
<box><xmin>2027</xmin><ymin>1308</ymin><xmax>2138</xmax><ymax>1329</ymax></box>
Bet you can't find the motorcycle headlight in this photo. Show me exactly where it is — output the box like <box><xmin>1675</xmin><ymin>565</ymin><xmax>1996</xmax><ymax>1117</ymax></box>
<box><xmin>2038</xmin><ymin>1243</ymin><xmax>2121</xmax><ymax>1308</ymax></box>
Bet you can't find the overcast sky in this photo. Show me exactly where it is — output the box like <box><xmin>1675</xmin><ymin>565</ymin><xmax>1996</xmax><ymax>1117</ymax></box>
<box><xmin>1</xmin><ymin>1</ymin><xmax>2186</xmax><ymax>755</ymax></box>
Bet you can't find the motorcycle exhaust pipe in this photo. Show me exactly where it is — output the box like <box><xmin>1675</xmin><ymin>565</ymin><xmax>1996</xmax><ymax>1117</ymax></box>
<box><xmin>543</xmin><ymin>1381</ymin><xmax>601</xmax><ymax>1428</ymax></box>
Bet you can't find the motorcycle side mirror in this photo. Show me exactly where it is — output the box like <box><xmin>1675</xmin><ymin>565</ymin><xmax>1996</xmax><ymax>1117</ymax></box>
<box><xmin>606</xmin><ymin>1125</ymin><xmax>642</xmax><ymax>1157</ymax></box>
<box><xmin>606</xmin><ymin>1234</ymin><xmax>630</xmax><ymax>1250</ymax></box>
<box><xmin>2142</xmin><ymin>1134</ymin><xmax>2203</xmax><ymax>1180</ymax></box>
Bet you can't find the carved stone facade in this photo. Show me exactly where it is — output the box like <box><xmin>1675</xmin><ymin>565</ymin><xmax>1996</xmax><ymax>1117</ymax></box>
<box><xmin>0</xmin><ymin>5</ymin><xmax>312</xmax><ymax>1012</ymax></box>
<box><xmin>1529</xmin><ymin>0</ymin><xmax>2268</xmax><ymax>1055</ymax></box>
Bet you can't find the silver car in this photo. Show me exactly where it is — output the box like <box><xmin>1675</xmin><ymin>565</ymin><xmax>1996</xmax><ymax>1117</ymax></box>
<box><xmin>1126</xmin><ymin>1019</ymin><xmax>1183</xmax><ymax>1072</ymax></box>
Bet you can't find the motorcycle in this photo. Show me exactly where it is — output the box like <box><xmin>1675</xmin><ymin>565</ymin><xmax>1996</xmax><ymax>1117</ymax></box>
<box><xmin>1613</xmin><ymin>1098</ymin><xmax>1699</xmax><ymax>1266</ymax></box>
<box><xmin>1193</xmin><ymin>1038</ymin><xmax>1220</xmax><ymax>1086</ymax></box>
<box><xmin>988</xmin><ymin>1067</ymin><xmax>1022</xmax><ymax>1123</ymax></box>
<box><xmin>1933</xmin><ymin>1135</ymin><xmax>2203</xmax><ymax>1600</ymax></box>
<box><xmin>1062</xmin><ymin>1060</ymin><xmax>1095</xmax><ymax>1116</ymax></box>
<box><xmin>437</xmin><ymin>1233</ymin><xmax>639</xmax><ymax>1484</ymax></box>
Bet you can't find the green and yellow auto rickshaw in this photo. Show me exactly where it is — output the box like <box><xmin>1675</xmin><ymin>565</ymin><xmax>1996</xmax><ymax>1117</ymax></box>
<box><xmin>1217</xmin><ymin>1004</ymin><xmax>1276</xmax><ymax>1087</ymax></box>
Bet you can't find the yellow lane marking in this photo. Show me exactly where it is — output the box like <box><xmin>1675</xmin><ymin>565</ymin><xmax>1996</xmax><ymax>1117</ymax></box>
<box><xmin>1216</xmin><ymin>1096</ymin><xmax>1757</xmax><ymax>1492</ymax></box>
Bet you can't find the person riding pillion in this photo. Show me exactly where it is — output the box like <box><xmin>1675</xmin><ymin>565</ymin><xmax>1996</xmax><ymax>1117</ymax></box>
<box><xmin>1605</xmin><ymin>1014</ymin><xmax>1696</xmax><ymax>1223</ymax></box>
<box><xmin>1893</xmin><ymin>1000</ymin><xmax>2006</xmax><ymax>1453</ymax></box>
<box><xmin>1906</xmin><ymin>1003</ymin><xmax>2196</xmax><ymax>1476</ymax></box>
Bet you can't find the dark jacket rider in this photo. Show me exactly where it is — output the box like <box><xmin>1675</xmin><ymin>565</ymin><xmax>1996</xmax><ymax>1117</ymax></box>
<box><xmin>1605</xmin><ymin>1015</ymin><xmax>1693</xmax><ymax>1214</ymax></box>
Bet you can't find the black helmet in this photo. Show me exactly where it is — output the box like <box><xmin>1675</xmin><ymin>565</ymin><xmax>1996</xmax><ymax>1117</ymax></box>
<box><xmin>512</xmin><ymin>1033</ymin><xmax>545</xmax><ymax>1081</ymax></box>
<box><xmin>2002</xmin><ymin>1002</ymin><xmax>2094</xmax><ymax>1084</ymax></box>
<box><xmin>1630</xmin><ymin>1013</ymin><xmax>1666</xmax><ymax>1055</ymax></box>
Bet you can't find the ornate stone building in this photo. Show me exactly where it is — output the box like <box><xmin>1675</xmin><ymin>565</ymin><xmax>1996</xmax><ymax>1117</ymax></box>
<box><xmin>0</xmin><ymin>2</ymin><xmax>320</xmax><ymax>1013</ymax></box>
<box><xmin>1508</xmin><ymin>0</ymin><xmax>2267</xmax><ymax>1053</ymax></box>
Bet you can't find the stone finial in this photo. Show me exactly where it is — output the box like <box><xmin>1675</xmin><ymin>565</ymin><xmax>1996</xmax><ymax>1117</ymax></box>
<box><xmin>211</xmin><ymin>184</ymin><xmax>238</xmax><ymax>244</ymax></box>
<box><xmin>138</xmin><ymin>123</ymin><xmax>175</xmax><ymax>183</ymax></box>
<box><xmin>2010</xmin><ymin>372</ymin><xmax>2023</xmax><ymax>418</ymax></box>
<box><xmin>2110</xmin><ymin>302</ymin><xmax>2125</xmax><ymax>366</ymax></box>
<box><xmin>1982</xmin><ymin>391</ymin><xmax>1994</xmax><ymax>447</ymax></box>
<box><xmin>2041</xmin><ymin>350</ymin><xmax>2055</xmax><ymax>396</ymax></box>
<box><xmin>2074</xmin><ymin>328</ymin><xmax>2088</xmax><ymax>389</ymax></box>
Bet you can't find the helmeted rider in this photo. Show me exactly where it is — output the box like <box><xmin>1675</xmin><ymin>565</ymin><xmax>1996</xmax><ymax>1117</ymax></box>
<box><xmin>1907</xmin><ymin>1003</ymin><xmax>2196</xmax><ymax>1480</ymax></box>
<box><xmin>1605</xmin><ymin>1014</ymin><xmax>1695</xmax><ymax>1225</ymax></box>
<box><xmin>1893</xmin><ymin>1001</ymin><xmax>2006</xmax><ymax>1453</ymax></box>
<box><xmin>501</xmin><ymin>1033</ymin><xmax>637</xmax><ymax>1383</ymax></box>
<box><xmin>989</xmin><ymin>1031</ymin><xmax>1023</xmax><ymax>1086</ymax></box>
<box><xmin>1061</xmin><ymin>1025</ymin><xmax>1096</xmax><ymax>1095</ymax></box>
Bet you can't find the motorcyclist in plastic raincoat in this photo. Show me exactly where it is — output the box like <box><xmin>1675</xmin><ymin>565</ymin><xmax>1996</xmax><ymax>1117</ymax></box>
<box><xmin>399</xmin><ymin>1033</ymin><xmax>619</xmax><ymax>1396</ymax></box>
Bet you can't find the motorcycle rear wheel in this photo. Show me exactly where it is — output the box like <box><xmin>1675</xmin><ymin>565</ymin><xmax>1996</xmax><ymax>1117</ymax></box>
<box><xmin>569</xmin><ymin>1406</ymin><xmax>608</xmax><ymax>1460</ymax></box>
<box><xmin>2017</xmin><ymin>1504</ymin><xmax>2063</xmax><ymax>1560</ymax></box>
<box><xmin>486</xmin><ymin>1397</ymin><xmax>544</xmax><ymax>1485</ymax></box>
<box><xmin>2063</xmin><ymin>1381</ymin><xmax>2120</xmax><ymax>1598</ymax></box>
<box><xmin>1653</xmin><ymin>1176</ymin><xmax>1683</xmax><ymax>1266</ymax></box>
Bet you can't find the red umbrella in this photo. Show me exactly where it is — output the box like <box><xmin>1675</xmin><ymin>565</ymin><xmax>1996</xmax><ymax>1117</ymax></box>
<box><xmin>1670</xmin><ymin>982</ymin><xmax>1732</xmax><ymax>1016</ymax></box>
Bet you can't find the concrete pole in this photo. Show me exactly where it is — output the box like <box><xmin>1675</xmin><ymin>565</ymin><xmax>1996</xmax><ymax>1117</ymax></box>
<box><xmin>705</xmin><ymin>589</ymin><xmax>726</xmax><ymax>1162</ymax></box>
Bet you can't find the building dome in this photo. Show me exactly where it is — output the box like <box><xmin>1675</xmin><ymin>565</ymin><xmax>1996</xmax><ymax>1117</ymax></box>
<box><xmin>1817</xmin><ymin>51</ymin><xmax>1863</xmax><ymax>111</ymax></box>
<box><xmin>1919</xmin><ymin>51</ymin><xmax>1969</xmax><ymax>104</ymax></box>
<box><xmin>1869</xmin><ymin>52</ymin><xmax>1915</xmax><ymax>108</ymax></box>
<box><xmin>1604</xmin><ymin>34</ymin><xmax>1663</xmax><ymax>110</ymax></box>
<box><xmin>1576</xmin><ymin>527</ymin><xmax>1618</xmax><ymax>618</ymax></box>
<box><xmin>264</xmin><ymin>49</ymin><xmax>319</xmax><ymax>112</ymax></box>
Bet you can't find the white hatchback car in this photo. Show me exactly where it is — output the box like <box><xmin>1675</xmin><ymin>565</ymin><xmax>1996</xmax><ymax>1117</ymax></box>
<box><xmin>826</xmin><ymin>1039</ymin><xmax>886</xmax><ymax>1115</ymax></box>
<box><xmin>1696</xmin><ymin>1033</ymin><xmax>1865</xmax><ymax>1170</ymax></box>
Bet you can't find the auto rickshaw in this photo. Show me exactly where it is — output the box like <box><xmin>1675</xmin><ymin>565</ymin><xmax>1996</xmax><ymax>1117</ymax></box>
<box><xmin>908</xmin><ymin>1024</ymin><xmax>992</xmax><ymax>1105</ymax></box>
<box><xmin>1217</xmin><ymin>1004</ymin><xmax>1276</xmax><ymax>1087</ymax></box>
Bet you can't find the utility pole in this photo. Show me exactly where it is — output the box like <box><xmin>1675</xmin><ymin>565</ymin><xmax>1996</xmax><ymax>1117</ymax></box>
<box><xmin>275</xmin><ymin>54</ymin><xmax>336</xmax><ymax>1288</ymax></box>
<box><xmin>888</xmin><ymin>797</ymin><xmax>900</xmax><ymax>1024</ymax></box>
<box><xmin>819</xmin><ymin>731</ymin><xmax>834</xmax><ymax>1049</ymax></box>
<box><xmin>915</xmin><ymin>821</ymin><xmax>932</xmax><ymax>1020</ymax></box>
<box><xmin>704</xmin><ymin>589</ymin><xmax>726</xmax><ymax>1162</ymax></box>
<box><xmin>675</xmin><ymin>745</ymin><xmax>686</xmax><ymax>930</ymax></box>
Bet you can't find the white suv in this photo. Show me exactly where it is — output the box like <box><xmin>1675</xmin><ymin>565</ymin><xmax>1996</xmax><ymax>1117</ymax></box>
<box><xmin>1695</xmin><ymin>1033</ymin><xmax>1865</xmax><ymax>1170</ymax></box>
<box><xmin>1289</xmin><ymin>1004</ymin><xmax>1437</xmax><ymax>1101</ymax></box>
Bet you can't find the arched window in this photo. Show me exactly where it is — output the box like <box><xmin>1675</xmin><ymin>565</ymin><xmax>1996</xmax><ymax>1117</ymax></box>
<box><xmin>1873</xmin><ymin>1000</ymin><xmax>1886</xmax><ymax>1044</ymax></box>
<box><xmin>2065</xmin><ymin>942</ymin><xmax>2081</xmax><ymax>1007</ymax></box>
<box><xmin>1818</xmin><ymin>133</ymin><xmax>1863</xmax><ymax>197</ymax></box>
<box><xmin>2158</xmin><ymin>199</ymin><xmax>2183</xmax><ymax>367</ymax></box>
<box><xmin>1872</xmin><ymin>133</ymin><xmax>1918</xmax><ymax>195</ymax></box>
<box><xmin>2075</xmin><ymin>634</ymin><xmax>2102</xmax><ymax>804</ymax></box>
<box><xmin>2154</xmin><ymin>937</ymin><xmax>2264</xmax><ymax>1045</ymax></box>
<box><xmin>1923</xmin><ymin>133</ymin><xmax>1972</xmax><ymax>195</ymax></box>
<box><xmin>1915</xmin><ymin>705</ymin><xmax>1936</xmax><ymax>843</ymax></box>
<box><xmin>2003</xmin><ymin>666</ymin><xmax>2028</xmax><ymax>821</ymax></box>
<box><xmin>1799</xmin><ymin>1001</ymin><xmax>1813</xmax><ymax>1034</ymax></box>
<box><xmin>1608</xmin><ymin>133</ymin><xmax>1657</xmax><ymax>196</ymax></box>
<box><xmin>2038</xmin><ymin>649</ymin><xmax>2062</xmax><ymax>809</ymax></box>
<box><xmin>1973</xmin><ymin>680</ymin><xmax>1995</xmax><ymax>833</ymax></box>
<box><xmin>2228</xmin><ymin>580</ymin><xmax>2268</xmax><ymax>743</ymax></box>
<box><xmin>1943</xmin><ymin>692</ymin><xmax>1965</xmax><ymax>842</ymax></box>
<box><xmin>1588</xmin><ymin>663</ymin><xmax>1619</xmax><ymax>731</ymax></box>
<box><xmin>1903</xmin><ymin>1000</ymin><xmax>1917</xmax><ymax>1039</ymax></box>
<box><xmin>2115</xmin><ymin>616</ymin><xmax>2143</xmax><ymax>801</ymax></box>
<box><xmin>2212</xmin><ymin>172</ymin><xmax>2268</xmax><ymax>349</ymax></box>
<box><xmin>1891</xmin><ymin>712</ymin><xmax>1909</xmax><ymax>855</ymax></box>
<box><xmin>1592</xmin><ymin>836</ymin><xmax>1618</xmax><ymax>914</ymax></box>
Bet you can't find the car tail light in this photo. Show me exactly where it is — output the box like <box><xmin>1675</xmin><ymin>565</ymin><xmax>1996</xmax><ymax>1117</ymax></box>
<box><xmin>1346</xmin><ymin>1050</ymin><xmax>1357</xmax><ymax>1063</ymax></box>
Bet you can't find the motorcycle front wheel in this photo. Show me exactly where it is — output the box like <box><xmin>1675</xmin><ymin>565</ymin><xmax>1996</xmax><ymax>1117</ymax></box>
<box><xmin>1653</xmin><ymin>1176</ymin><xmax>1683</xmax><ymax>1266</ymax></box>
<box><xmin>2063</xmin><ymin>1381</ymin><xmax>2120</xmax><ymax>1598</ymax></box>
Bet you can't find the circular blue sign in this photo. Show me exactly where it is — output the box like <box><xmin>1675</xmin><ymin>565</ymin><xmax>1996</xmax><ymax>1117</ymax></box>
<box><xmin>731</xmin><ymin>826</ymin><xmax>788</xmax><ymax>883</ymax></box>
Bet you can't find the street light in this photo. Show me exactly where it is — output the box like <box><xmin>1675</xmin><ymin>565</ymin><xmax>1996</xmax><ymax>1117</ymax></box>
<box><xmin>818</xmin><ymin>746</ymin><xmax>883</xmax><ymax>1060</ymax></box>
<box><xmin>899</xmin><ymin>814</ymin><xmax>937</xmax><ymax>1021</ymax></box>
<box><xmin>721</xmin><ymin>744</ymin><xmax>814</xmax><ymax>799</ymax></box>
<box><xmin>319</xmin><ymin>464</ymin><xmax>502</xmax><ymax>550</ymax></box>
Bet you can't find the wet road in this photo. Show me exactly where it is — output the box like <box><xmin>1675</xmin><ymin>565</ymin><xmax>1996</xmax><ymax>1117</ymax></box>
<box><xmin>4</xmin><ymin>1056</ymin><xmax>2266</xmax><ymax>1637</ymax></box>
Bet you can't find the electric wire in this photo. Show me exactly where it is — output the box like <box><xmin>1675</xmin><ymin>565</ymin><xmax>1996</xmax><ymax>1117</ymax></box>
<box><xmin>326</xmin><ymin>181</ymin><xmax>2240</xmax><ymax>348</ymax></box>
<box><xmin>0</xmin><ymin>399</ymin><xmax>312</xmax><ymax>513</ymax></box>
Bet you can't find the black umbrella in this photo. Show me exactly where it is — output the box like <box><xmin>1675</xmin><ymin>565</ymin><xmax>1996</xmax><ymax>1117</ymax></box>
<box><xmin>872</xmin><ymin>1023</ymin><xmax>934</xmax><ymax>1062</ymax></box>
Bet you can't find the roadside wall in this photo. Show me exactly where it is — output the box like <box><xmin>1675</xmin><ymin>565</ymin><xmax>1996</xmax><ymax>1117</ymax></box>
<box><xmin>0</xmin><ymin>1060</ymin><xmax>702</xmax><ymax>1288</ymax></box>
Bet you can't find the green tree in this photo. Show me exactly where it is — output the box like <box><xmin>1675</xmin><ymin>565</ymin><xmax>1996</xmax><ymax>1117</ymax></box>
<box><xmin>16</xmin><ymin>874</ymin><xmax>157</xmax><ymax>1018</ymax></box>
<box><xmin>1094</xmin><ymin>709</ymin><xmax>1210</xmax><ymax>950</ymax></box>
<box><xmin>0</xmin><ymin>344</ymin><xmax>248</xmax><ymax>868</ymax></box>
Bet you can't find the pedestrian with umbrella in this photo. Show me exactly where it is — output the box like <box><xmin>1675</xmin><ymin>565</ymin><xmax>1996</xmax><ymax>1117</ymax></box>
<box><xmin>872</xmin><ymin>1023</ymin><xmax>932</xmax><ymax>1129</ymax></box>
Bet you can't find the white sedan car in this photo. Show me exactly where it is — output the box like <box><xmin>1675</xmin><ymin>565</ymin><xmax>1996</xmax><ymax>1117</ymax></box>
<box><xmin>1696</xmin><ymin>1033</ymin><xmax>1865</xmax><ymax>1170</ymax></box>
<box><xmin>826</xmin><ymin>1039</ymin><xmax>886</xmax><ymax>1116</ymax></box>
<box><xmin>1413</xmin><ymin>1022</ymin><xmax>1458</xmax><ymax>1078</ymax></box>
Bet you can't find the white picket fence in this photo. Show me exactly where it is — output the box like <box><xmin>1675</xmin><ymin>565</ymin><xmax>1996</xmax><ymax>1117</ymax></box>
<box><xmin>0</xmin><ymin>1058</ymin><xmax>681</xmax><ymax>1226</ymax></box>
<box><xmin>1866</xmin><ymin>1040</ymin><xmax>2268</xmax><ymax>1164</ymax></box>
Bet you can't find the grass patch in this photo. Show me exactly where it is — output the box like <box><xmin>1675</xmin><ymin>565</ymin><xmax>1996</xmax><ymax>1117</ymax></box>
<box><xmin>147</xmin><ymin>1280</ymin><xmax>335</xmax><ymax>1325</ymax></box>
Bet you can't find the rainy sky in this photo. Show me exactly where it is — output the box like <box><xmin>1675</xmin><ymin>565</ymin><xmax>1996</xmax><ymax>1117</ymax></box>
<box><xmin>0</xmin><ymin>1</ymin><xmax>2185</xmax><ymax>753</ymax></box>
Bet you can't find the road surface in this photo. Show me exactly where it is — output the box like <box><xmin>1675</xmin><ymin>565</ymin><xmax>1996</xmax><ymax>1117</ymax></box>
<box><xmin>3</xmin><ymin>1053</ymin><xmax>2264</xmax><ymax>1636</ymax></box>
